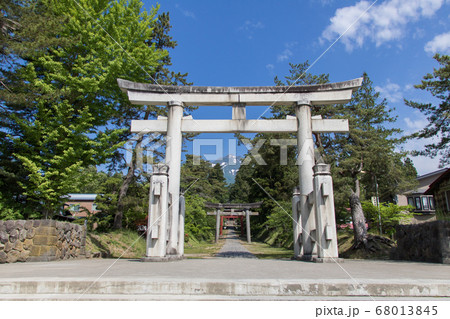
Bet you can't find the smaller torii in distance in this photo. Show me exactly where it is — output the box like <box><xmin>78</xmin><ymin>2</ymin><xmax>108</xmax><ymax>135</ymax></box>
<box><xmin>205</xmin><ymin>202</ymin><xmax>261</xmax><ymax>243</ymax></box>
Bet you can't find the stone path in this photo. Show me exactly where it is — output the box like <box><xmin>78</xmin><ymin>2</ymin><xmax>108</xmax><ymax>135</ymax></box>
<box><xmin>215</xmin><ymin>229</ymin><xmax>256</xmax><ymax>258</ymax></box>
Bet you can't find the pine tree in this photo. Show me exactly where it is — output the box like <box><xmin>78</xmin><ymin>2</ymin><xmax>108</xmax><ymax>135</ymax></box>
<box><xmin>405</xmin><ymin>54</ymin><xmax>449</xmax><ymax>166</ymax></box>
<box><xmin>325</xmin><ymin>74</ymin><xmax>406</xmax><ymax>248</ymax></box>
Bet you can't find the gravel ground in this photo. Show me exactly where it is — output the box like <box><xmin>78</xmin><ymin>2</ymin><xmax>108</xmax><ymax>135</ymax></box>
<box><xmin>215</xmin><ymin>229</ymin><xmax>256</xmax><ymax>258</ymax></box>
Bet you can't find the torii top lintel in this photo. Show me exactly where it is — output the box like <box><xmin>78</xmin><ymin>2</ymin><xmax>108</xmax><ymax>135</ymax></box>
<box><xmin>204</xmin><ymin>202</ymin><xmax>263</xmax><ymax>210</ymax></box>
<box><xmin>117</xmin><ymin>78</ymin><xmax>363</xmax><ymax>106</ymax></box>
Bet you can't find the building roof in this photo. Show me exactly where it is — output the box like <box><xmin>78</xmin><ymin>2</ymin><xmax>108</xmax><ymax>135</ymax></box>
<box><xmin>425</xmin><ymin>168</ymin><xmax>450</xmax><ymax>195</ymax></box>
<box><xmin>404</xmin><ymin>168</ymin><xmax>448</xmax><ymax>195</ymax></box>
<box><xmin>66</xmin><ymin>194</ymin><xmax>98</xmax><ymax>201</ymax></box>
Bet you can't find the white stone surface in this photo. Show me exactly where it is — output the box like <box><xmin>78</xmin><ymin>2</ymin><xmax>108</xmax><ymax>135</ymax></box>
<box><xmin>313</xmin><ymin>165</ymin><xmax>339</xmax><ymax>259</ymax></box>
<box><xmin>131</xmin><ymin>118</ymin><xmax>349</xmax><ymax>133</ymax></box>
<box><xmin>296</xmin><ymin>104</ymin><xmax>317</xmax><ymax>258</ymax></box>
<box><xmin>292</xmin><ymin>191</ymin><xmax>301</xmax><ymax>258</ymax></box>
<box><xmin>127</xmin><ymin>89</ymin><xmax>355</xmax><ymax>106</ymax></box>
<box><xmin>147</xmin><ymin>172</ymin><xmax>169</xmax><ymax>258</ymax></box>
<box><xmin>165</xmin><ymin>102</ymin><xmax>183</xmax><ymax>255</ymax></box>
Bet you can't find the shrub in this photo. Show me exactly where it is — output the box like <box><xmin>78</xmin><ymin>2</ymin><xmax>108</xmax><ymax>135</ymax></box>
<box><xmin>362</xmin><ymin>201</ymin><xmax>414</xmax><ymax>237</ymax></box>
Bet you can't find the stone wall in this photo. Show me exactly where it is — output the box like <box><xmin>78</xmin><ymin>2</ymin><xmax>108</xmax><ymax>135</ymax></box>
<box><xmin>394</xmin><ymin>220</ymin><xmax>450</xmax><ymax>264</ymax></box>
<box><xmin>0</xmin><ymin>220</ymin><xmax>86</xmax><ymax>263</ymax></box>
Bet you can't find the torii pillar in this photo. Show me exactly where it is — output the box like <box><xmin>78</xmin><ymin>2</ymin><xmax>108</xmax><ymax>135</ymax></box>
<box><xmin>296</xmin><ymin>102</ymin><xmax>317</xmax><ymax>260</ymax></box>
<box><xmin>166</xmin><ymin>100</ymin><xmax>183</xmax><ymax>255</ymax></box>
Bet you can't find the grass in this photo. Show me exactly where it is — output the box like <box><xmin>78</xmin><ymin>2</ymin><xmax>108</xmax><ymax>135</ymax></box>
<box><xmin>241</xmin><ymin>240</ymin><xmax>293</xmax><ymax>260</ymax></box>
<box><xmin>337</xmin><ymin>229</ymin><xmax>395</xmax><ymax>260</ymax></box>
<box><xmin>86</xmin><ymin>229</ymin><xmax>224</xmax><ymax>259</ymax></box>
<box><xmin>85</xmin><ymin>229</ymin><xmax>395</xmax><ymax>261</ymax></box>
<box><xmin>86</xmin><ymin>229</ymin><xmax>146</xmax><ymax>259</ymax></box>
<box><xmin>184</xmin><ymin>239</ymin><xmax>224</xmax><ymax>258</ymax></box>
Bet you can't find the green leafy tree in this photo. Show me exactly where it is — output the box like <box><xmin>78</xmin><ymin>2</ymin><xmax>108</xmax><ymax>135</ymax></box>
<box><xmin>258</xmin><ymin>202</ymin><xmax>292</xmax><ymax>248</ymax></box>
<box><xmin>67</xmin><ymin>166</ymin><xmax>109</xmax><ymax>194</ymax></box>
<box><xmin>94</xmin><ymin>172</ymin><xmax>148</xmax><ymax>231</ymax></box>
<box><xmin>181</xmin><ymin>155</ymin><xmax>228</xmax><ymax>241</ymax></box>
<box><xmin>0</xmin><ymin>0</ymin><xmax>68</xmax><ymax>215</ymax></box>
<box><xmin>361</xmin><ymin>201</ymin><xmax>414</xmax><ymax>237</ymax></box>
<box><xmin>405</xmin><ymin>54</ymin><xmax>449</xmax><ymax>166</ymax></box>
<box><xmin>0</xmin><ymin>0</ymin><xmax>170</xmax><ymax>218</ymax></box>
<box><xmin>184</xmin><ymin>194</ymin><xmax>214</xmax><ymax>242</ymax></box>
<box><xmin>108</xmin><ymin>10</ymin><xmax>194</xmax><ymax>229</ymax></box>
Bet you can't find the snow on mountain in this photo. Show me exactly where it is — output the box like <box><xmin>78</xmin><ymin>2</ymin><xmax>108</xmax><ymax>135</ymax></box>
<box><xmin>211</xmin><ymin>154</ymin><xmax>240</xmax><ymax>184</ymax></box>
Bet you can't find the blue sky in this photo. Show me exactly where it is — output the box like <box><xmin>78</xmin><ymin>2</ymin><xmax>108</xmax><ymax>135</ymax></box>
<box><xmin>141</xmin><ymin>0</ymin><xmax>450</xmax><ymax>175</ymax></box>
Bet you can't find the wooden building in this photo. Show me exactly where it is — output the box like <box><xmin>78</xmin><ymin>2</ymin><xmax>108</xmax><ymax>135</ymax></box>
<box><xmin>64</xmin><ymin>194</ymin><xmax>100</xmax><ymax>217</ymax></box>
<box><xmin>425</xmin><ymin>168</ymin><xmax>450</xmax><ymax>215</ymax></box>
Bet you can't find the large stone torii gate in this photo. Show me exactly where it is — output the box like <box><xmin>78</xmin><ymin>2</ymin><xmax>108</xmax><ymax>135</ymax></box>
<box><xmin>118</xmin><ymin>77</ymin><xmax>363</xmax><ymax>262</ymax></box>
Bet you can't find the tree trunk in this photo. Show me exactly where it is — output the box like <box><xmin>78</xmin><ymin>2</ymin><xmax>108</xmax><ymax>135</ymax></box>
<box><xmin>113</xmin><ymin>107</ymin><xmax>151</xmax><ymax>230</ymax></box>
<box><xmin>113</xmin><ymin>160</ymin><xmax>135</xmax><ymax>229</ymax></box>
<box><xmin>349</xmin><ymin>189</ymin><xmax>368</xmax><ymax>249</ymax></box>
<box><xmin>349</xmin><ymin>176</ymin><xmax>368</xmax><ymax>249</ymax></box>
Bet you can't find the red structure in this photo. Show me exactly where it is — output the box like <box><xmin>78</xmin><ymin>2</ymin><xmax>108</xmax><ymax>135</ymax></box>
<box><xmin>205</xmin><ymin>202</ymin><xmax>261</xmax><ymax>243</ymax></box>
<box><xmin>219</xmin><ymin>215</ymin><xmax>245</xmax><ymax>236</ymax></box>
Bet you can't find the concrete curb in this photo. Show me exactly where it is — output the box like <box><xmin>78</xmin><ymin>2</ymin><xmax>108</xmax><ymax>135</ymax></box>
<box><xmin>0</xmin><ymin>278</ymin><xmax>449</xmax><ymax>299</ymax></box>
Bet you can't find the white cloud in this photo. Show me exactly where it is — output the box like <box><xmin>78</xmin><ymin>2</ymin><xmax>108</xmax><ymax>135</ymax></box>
<box><xmin>404</xmin><ymin>117</ymin><xmax>429</xmax><ymax>131</ymax></box>
<box><xmin>238</xmin><ymin>20</ymin><xmax>264</xmax><ymax>39</ymax></box>
<box><xmin>403</xmin><ymin>110</ymin><xmax>430</xmax><ymax>133</ymax></box>
<box><xmin>266</xmin><ymin>64</ymin><xmax>275</xmax><ymax>71</ymax></box>
<box><xmin>375</xmin><ymin>81</ymin><xmax>403</xmax><ymax>103</ymax></box>
<box><xmin>321</xmin><ymin>0</ymin><xmax>446</xmax><ymax>51</ymax></box>
<box><xmin>413</xmin><ymin>27</ymin><xmax>426</xmax><ymax>39</ymax></box>
<box><xmin>409</xmin><ymin>154</ymin><xmax>442</xmax><ymax>175</ymax></box>
<box><xmin>424</xmin><ymin>31</ymin><xmax>450</xmax><ymax>54</ymax></box>
<box><xmin>400</xmin><ymin>135</ymin><xmax>442</xmax><ymax>175</ymax></box>
<box><xmin>277</xmin><ymin>49</ymin><xmax>293</xmax><ymax>62</ymax></box>
<box><xmin>240</xmin><ymin>20</ymin><xmax>264</xmax><ymax>31</ymax></box>
<box><xmin>311</xmin><ymin>0</ymin><xmax>336</xmax><ymax>6</ymax></box>
<box><xmin>276</xmin><ymin>42</ymin><xmax>298</xmax><ymax>63</ymax></box>
<box><xmin>398</xmin><ymin>111</ymin><xmax>443</xmax><ymax>175</ymax></box>
<box><xmin>175</xmin><ymin>4</ymin><xmax>196</xmax><ymax>19</ymax></box>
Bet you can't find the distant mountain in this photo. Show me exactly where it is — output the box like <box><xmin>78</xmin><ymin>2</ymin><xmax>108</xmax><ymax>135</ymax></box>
<box><xmin>211</xmin><ymin>154</ymin><xmax>241</xmax><ymax>184</ymax></box>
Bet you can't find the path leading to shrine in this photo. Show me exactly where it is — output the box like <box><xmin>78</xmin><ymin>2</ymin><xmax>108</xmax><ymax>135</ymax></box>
<box><xmin>215</xmin><ymin>229</ymin><xmax>256</xmax><ymax>259</ymax></box>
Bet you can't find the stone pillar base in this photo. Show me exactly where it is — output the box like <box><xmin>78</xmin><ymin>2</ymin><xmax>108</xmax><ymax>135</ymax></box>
<box><xmin>140</xmin><ymin>255</ymin><xmax>184</xmax><ymax>262</ymax></box>
<box><xmin>312</xmin><ymin>257</ymin><xmax>344</xmax><ymax>263</ymax></box>
<box><xmin>294</xmin><ymin>254</ymin><xmax>316</xmax><ymax>262</ymax></box>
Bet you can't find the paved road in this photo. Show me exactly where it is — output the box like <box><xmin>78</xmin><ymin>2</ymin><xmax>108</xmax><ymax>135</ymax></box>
<box><xmin>215</xmin><ymin>229</ymin><xmax>256</xmax><ymax>258</ymax></box>
<box><xmin>1</xmin><ymin>229</ymin><xmax>449</xmax><ymax>300</ymax></box>
<box><xmin>0</xmin><ymin>256</ymin><xmax>449</xmax><ymax>300</ymax></box>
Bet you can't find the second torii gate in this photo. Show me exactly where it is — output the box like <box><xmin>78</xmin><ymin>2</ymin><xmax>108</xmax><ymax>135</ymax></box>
<box><xmin>118</xmin><ymin>77</ymin><xmax>362</xmax><ymax>261</ymax></box>
<box><xmin>205</xmin><ymin>202</ymin><xmax>261</xmax><ymax>243</ymax></box>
